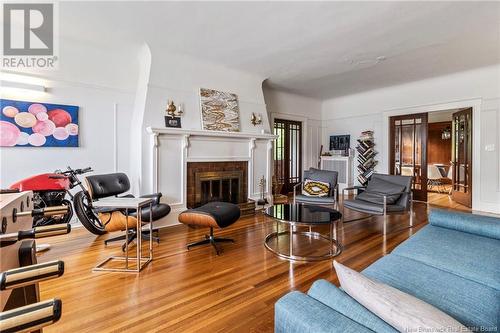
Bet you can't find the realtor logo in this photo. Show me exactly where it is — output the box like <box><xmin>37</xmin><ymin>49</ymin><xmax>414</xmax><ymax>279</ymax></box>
<box><xmin>2</xmin><ymin>2</ymin><xmax>58</xmax><ymax>69</ymax></box>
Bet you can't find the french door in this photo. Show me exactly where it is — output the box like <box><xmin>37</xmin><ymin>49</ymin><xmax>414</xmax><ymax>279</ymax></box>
<box><xmin>273</xmin><ymin>119</ymin><xmax>302</xmax><ymax>194</ymax></box>
<box><xmin>389</xmin><ymin>113</ymin><xmax>428</xmax><ymax>202</ymax></box>
<box><xmin>451</xmin><ymin>108</ymin><xmax>472</xmax><ymax>207</ymax></box>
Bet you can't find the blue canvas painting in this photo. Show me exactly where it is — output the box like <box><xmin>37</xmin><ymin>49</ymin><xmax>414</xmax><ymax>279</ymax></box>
<box><xmin>0</xmin><ymin>99</ymin><xmax>79</xmax><ymax>147</ymax></box>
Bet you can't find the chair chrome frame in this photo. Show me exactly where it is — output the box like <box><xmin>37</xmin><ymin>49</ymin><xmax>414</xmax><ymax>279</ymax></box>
<box><xmin>341</xmin><ymin>186</ymin><xmax>414</xmax><ymax>235</ymax></box>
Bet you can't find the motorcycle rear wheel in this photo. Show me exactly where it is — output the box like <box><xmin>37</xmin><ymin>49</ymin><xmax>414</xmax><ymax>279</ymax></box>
<box><xmin>73</xmin><ymin>191</ymin><xmax>106</xmax><ymax>235</ymax></box>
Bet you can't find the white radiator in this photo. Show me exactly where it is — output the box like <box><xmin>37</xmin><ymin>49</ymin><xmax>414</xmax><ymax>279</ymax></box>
<box><xmin>320</xmin><ymin>156</ymin><xmax>353</xmax><ymax>191</ymax></box>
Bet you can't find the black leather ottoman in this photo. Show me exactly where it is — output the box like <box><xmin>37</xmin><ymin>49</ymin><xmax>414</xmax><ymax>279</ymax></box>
<box><xmin>178</xmin><ymin>202</ymin><xmax>241</xmax><ymax>255</ymax></box>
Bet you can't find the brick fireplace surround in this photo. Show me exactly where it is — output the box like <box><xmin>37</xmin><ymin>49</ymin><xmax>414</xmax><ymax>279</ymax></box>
<box><xmin>186</xmin><ymin>161</ymin><xmax>248</xmax><ymax>209</ymax></box>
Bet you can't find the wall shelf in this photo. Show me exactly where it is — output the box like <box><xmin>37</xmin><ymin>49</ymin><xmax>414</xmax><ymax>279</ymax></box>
<box><xmin>356</xmin><ymin>131</ymin><xmax>377</xmax><ymax>186</ymax></box>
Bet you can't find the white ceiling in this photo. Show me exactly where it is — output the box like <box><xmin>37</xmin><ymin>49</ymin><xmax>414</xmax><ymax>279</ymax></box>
<box><xmin>60</xmin><ymin>1</ymin><xmax>500</xmax><ymax>99</ymax></box>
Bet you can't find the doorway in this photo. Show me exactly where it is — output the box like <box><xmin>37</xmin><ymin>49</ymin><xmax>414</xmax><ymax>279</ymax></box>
<box><xmin>273</xmin><ymin>118</ymin><xmax>302</xmax><ymax>194</ymax></box>
<box><xmin>389</xmin><ymin>108</ymin><xmax>472</xmax><ymax>209</ymax></box>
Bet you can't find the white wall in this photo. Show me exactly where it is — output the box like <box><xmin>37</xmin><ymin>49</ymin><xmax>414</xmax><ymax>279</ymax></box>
<box><xmin>131</xmin><ymin>46</ymin><xmax>271</xmax><ymax>194</ymax></box>
<box><xmin>322</xmin><ymin>64</ymin><xmax>500</xmax><ymax>214</ymax></box>
<box><xmin>128</xmin><ymin>45</ymin><xmax>274</xmax><ymax>226</ymax></box>
<box><xmin>0</xmin><ymin>38</ymin><xmax>139</xmax><ymax>189</ymax></box>
<box><xmin>263</xmin><ymin>89</ymin><xmax>323</xmax><ymax>172</ymax></box>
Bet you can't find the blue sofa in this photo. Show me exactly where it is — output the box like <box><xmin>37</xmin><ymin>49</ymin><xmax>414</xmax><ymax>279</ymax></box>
<box><xmin>275</xmin><ymin>209</ymin><xmax>500</xmax><ymax>332</ymax></box>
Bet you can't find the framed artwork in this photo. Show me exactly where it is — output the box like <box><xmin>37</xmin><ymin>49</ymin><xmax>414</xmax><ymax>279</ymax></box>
<box><xmin>330</xmin><ymin>135</ymin><xmax>350</xmax><ymax>151</ymax></box>
<box><xmin>0</xmin><ymin>99</ymin><xmax>79</xmax><ymax>147</ymax></box>
<box><xmin>199</xmin><ymin>88</ymin><xmax>240</xmax><ymax>132</ymax></box>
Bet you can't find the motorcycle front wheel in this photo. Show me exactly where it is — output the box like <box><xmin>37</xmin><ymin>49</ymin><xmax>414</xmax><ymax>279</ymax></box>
<box><xmin>73</xmin><ymin>191</ymin><xmax>106</xmax><ymax>235</ymax></box>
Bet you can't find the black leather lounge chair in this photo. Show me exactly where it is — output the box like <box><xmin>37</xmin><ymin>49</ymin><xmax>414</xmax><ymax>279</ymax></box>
<box><xmin>82</xmin><ymin>173</ymin><xmax>171</xmax><ymax>250</ymax></box>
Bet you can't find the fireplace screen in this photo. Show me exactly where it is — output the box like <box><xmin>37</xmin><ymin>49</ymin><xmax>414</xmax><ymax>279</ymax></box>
<box><xmin>195</xmin><ymin>170</ymin><xmax>243</xmax><ymax>207</ymax></box>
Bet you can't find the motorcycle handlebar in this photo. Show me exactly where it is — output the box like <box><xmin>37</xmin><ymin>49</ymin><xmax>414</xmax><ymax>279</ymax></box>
<box><xmin>78</xmin><ymin>167</ymin><xmax>93</xmax><ymax>174</ymax></box>
<box><xmin>58</xmin><ymin>167</ymin><xmax>93</xmax><ymax>175</ymax></box>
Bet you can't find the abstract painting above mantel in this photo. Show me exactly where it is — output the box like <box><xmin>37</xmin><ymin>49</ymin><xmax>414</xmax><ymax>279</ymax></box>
<box><xmin>1</xmin><ymin>99</ymin><xmax>79</xmax><ymax>147</ymax></box>
<box><xmin>200</xmin><ymin>88</ymin><xmax>240</xmax><ymax>132</ymax></box>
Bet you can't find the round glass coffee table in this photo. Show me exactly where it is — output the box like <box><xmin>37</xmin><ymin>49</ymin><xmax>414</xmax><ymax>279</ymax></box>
<box><xmin>264</xmin><ymin>204</ymin><xmax>342</xmax><ymax>262</ymax></box>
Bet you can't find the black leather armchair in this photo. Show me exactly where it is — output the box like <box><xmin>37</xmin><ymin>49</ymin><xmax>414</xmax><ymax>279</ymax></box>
<box><xmin>84</xmin><ymin>173</ymin><xmax>171</xmax><ymax>250</ymax></box>
<box><xmin>342</xmin><ymin>173</ymin><xmax>413</xmax><ymax>234</ymax></box>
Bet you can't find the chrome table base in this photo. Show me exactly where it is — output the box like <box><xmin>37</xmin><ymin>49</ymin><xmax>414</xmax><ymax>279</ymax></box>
<box><xmin>264</xmin><ymin>224</ymin><xmax>342</xmax><ymax>262</ymax></box>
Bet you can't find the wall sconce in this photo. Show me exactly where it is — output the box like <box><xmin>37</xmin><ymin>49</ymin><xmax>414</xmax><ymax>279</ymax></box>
<box><xmin>165</xmin><ymin>100</ymin><xmax>184</xmax><ymax>117</ymax></box>
<box><xmin>441</xmin><ymin>126</ymin><xmax>451</xmax><ymax>140</ymax></box>
<box><xmin>251</xmin><ymin>112</ymin><xmax>262</xmax><ymax>126</ymax></box>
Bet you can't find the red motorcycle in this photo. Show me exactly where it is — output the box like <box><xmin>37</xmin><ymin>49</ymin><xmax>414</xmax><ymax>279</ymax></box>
<box><xmin>10</xmin><ymin>167</ymin><xmax>93</xmax><ymax>227</ymax></box>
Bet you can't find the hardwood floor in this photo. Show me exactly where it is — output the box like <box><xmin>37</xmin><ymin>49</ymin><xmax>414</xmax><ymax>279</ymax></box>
<box><xmin>39</xmin><ymin>201</ymin><xmax>432</xmax><ymax>332</ymax></box>
<box><xmin>427</xmin><ymin>191</ymin><xmax>471</xmax><ymax>211</ymax></box>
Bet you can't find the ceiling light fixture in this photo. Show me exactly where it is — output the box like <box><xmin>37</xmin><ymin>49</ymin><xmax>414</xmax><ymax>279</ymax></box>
<box><xmin>1</xmin><ymin>80</ymin><xmax>46</xmax><ymax>92</ymax></box>
<box><xmin>348</xmin><ymin>55</ymin><xmax>387</xmax><ymax>67</ymax></box>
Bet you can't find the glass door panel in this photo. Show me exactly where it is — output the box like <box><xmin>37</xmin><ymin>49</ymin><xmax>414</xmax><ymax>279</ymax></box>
<box><xmin>390</xmin><ymin>113</ymin><xmax>428</xmax><ymax>201</ymax></box>
<box><xmin>451</xmin><ymin>108</ymin><xmax>472</xmax><ymax>207</ymax></box>
<box><xmin>273</xmin><ymin>119</ymin><xmax>302</xmax><ymax>193</ymax></box>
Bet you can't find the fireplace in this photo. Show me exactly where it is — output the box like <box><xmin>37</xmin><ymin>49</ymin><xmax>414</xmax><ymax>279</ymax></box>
<box><xmin>187</xmin><ymin>161</ymin><xmax>248</xmax><ymax>208</ymax></box>
<box><xmin>195</xmin><ymin>170</ymin><xmax>243</xmax><ymax>206</ymax></box>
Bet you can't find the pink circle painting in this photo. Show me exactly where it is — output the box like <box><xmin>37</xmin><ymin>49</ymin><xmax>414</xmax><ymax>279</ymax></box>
<box><xmin>16</xmin><ymin>132</ymin><xmax>30</xmax><ymax>145</ymax></box>
<box><xmin>28</xmin><ymin>133</ymin><xmax>46</xmax><ymax>146</ymax></box>
<box><xmin>28</xmin><ymin>103</ymin><xmax>47</xmax><ymax>115</ymax></box>
<box><xmin>48</xmin><ymin>109</ymin><xmax>72</xmax><ymax>127</ymax></box>
<box><xmin>2</xmin><ymin>106</ymin><xmax>19</xmax><ymax>118</ymax></box>
<box><xmin>36</xmin><ymin>112</ymin><xmax>49</xmax><ymax>121</ymax></box>
<box><xmin>65</xmin><ymin>123</ymin><xmax>79</xmax><ymax>136</ymax></box>
<box><xmin>53</xmin><ymin>127</ymin><xmax>69</xmax><ymax>140</ymax></box>
<box><xmin>14</xmin><ymin>112</ymin><xmax>37</xmax><ymax>128</ymax></box>
<box><xmin>0</xmin><ymin>121</ymin><xmax>21</xmax><ymax>146</ymax></box>
<box><xmin>33</xmin><ymin>120</ymin><xmax>56</xmax><ymax>136</ymax></box>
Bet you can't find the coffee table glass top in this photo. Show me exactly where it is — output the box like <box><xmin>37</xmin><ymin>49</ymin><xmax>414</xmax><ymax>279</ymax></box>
<box><xmin>265</xmin><ymin>204</ymin><xmax>341</xmax><ymax>225</ymax></box>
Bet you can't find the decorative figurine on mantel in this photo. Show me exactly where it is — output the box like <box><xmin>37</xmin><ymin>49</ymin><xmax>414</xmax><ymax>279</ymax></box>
<box><xmin>251</xmin><ymin>112</ymin><xmax>262</xmax><ymax>126</ymax></box>
<box><xmin>164</xmin><ymin>100</ymin><xmax>183</xmax><ymax>128</ymax></box>
<box><xmin>257</xmin><ymin>175</ymin><xmax>268</xmax><ymax>208</ymax></box>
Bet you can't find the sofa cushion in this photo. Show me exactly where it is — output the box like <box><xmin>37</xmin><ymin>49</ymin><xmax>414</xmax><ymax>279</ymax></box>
<box><xmin>363</xmin><ymin>254</ymin><xmax>500</xmax><ymax>331</ymax></box>
<box><xmin>392</xmin><ymin>225</ymin><xmax>500</xmax><ymax>290</ymax></box>
<box><xmin>343</xmin><ymin>198</ymin><xmax>405</xmax><ymax>215</ymax></box>
<box><xmin>308</xmin><ymin>279</ymin><xmax>397</xmax><ymax>333</ymax></box>
<box><xmin>334</xmin><ymin>261</ymin><xmax>470</xmax><ymax>332</ymax></box>
<box><xmin>364</xmin><ymin>177</ymin><xmax>406</xmax><ymax>204</ymax></box>
<box><xmin>429</xmin><ymin>209</ymin><xmax>500</xmax><ymax>240</ymax></box>
<box><xmin>275</xmin><ymin>291</ymin><xmax>374</xmax><ymax>333</ymax></box>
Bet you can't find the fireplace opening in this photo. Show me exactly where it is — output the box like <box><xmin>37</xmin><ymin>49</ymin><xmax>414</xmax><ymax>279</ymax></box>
<box><xmin>187</xmin><ymin>161</ymin><xmax>249</xmax><ymax>209</ymax></box>
<box><xmin>197</xmin><ymin>171</ymin><xmax>242</xmax><ymax>206</ymax></box>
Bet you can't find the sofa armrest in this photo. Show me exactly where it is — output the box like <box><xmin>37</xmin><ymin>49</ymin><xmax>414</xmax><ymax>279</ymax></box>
<box><xmin>116</xmin><ymin>194</ymin><xmax>135</xmax><ymax>199</ymax></box>
<box><xmin>140</xmin><ymin>193</ymin><xmax>162</xmax><ymax>204</ymax></box>
<box><xmin>429</xmin><ymin>209</ymin><xmax>500</xmax><ymax>240</ymax></box>
<box><xmin>308</xmin><ymin>280</ymin><xmax>397</xmax><ymax>333</ymax></box>
<box><xmin>275</xmin><ymin>291</ymin><xmax>373</xmax><ymax>333</ymax></box>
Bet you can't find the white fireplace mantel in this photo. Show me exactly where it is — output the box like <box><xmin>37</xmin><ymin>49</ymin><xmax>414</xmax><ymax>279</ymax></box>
<box><xmin>146</xmin><ymin>127</ymin><xmax>277</xmax><ymax>140</ymax></box>
<box><xmin>145</xmin><ymin>126</ymin><xmax>276</xmax><ymax>227</ymax></box>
